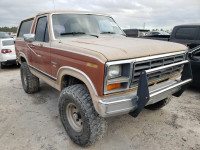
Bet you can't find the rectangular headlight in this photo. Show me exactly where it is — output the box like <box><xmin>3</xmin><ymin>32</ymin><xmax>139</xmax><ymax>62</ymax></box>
<box><xmin>104</xmin><ymin>62</ymin><xmax>131</xmax><ymax>94</ymax></box>
<box><xmin>108</xmin><ymin>65</ymin><xmax>122</xmax><ymax>79</ymax></box>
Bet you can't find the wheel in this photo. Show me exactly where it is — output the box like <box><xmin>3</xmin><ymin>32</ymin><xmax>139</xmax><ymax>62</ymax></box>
<box><xmin>20</xmin><ymin>62</ymin><xmax>40</xmax><ymax>94</ymax></box>
<box><xmin>145</xmin><ymin>96</ymin><xmax>172</xmax><ymax>110</ymax></box>
<box><xmin>59</xmin><ymin>84</ymin><xmax>107</xmax><ymax>147</ymax></box>
<box><xmin>0</xmin><ymin>62</ymin><xmax>5</xmax><ymax>69</ymax></box>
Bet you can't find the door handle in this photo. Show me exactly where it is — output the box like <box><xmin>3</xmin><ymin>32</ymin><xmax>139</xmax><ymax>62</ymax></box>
<box><xmin>30</xmin><ymin>45</ymin><xmax>35</xmax><ymax>48</ymax></box>
<box><xmin>51</xmin><ymin>61</ymin><xmax>57</xmax><ymax>65</ymax></box>
<box><xmin>27</xmin><ymin>44</ymin><xmax>41</xmax><ymax>58</ymax></box>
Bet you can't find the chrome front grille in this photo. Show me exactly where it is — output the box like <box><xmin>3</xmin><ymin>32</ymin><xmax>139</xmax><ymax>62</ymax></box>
<box><xmin>130</xmin><ymin>54</ymin><xmax>185</xmax><ymax>88</ymax></box>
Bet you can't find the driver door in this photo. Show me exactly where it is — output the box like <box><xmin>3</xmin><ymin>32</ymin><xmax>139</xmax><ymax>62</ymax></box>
<box><xmin>29</xmin><ymin>16</ymin><xmax>51</xmax><ymax>75</ymax></box>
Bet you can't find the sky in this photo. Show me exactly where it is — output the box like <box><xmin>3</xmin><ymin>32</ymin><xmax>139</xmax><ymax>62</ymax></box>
<box><xmin>0</xmin><ymin>0</ymin><xmax>199</xmax><ymax>30</ymax></box>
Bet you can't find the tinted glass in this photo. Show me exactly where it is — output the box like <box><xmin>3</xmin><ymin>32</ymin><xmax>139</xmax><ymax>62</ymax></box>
<box><xmin>35</xmin><ymin>17</ymin><xmax>49</xmax><ymax>42</ymax></box>
<box><xmin>18</xmin><ymin>19</ymin><xmax>33</xmax><ymax>37</ymax></box>
<box><xmin>52</xmin><ymin>14</ymin><xmax>124</xmax><ymax>39</ymax></box>
<box><xmin>198</xmin><ymin>31</ymin><xmax>200</xmax><ymax>40</ymax></box>
<box><xmin>2</xmin><ymin>40</ymin><xmax>14</xmax><ymax>46</ymax></box>
<box><xmin>175</xmin><ymin>27</ymin><xmax>197</xmax><ymax>40</ymax></box>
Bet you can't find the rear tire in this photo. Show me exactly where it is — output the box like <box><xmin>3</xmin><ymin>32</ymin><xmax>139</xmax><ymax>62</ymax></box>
<box><xmin>20</xmin><ymin>62</ymin><xmax>39</xmax><ymax>94</ymax></box>
<box><xmin>59</xmin><ymin>84</ymin><xmax>107</xmax><ymax>147</ymax></box>
<box><xmin>145</xmin><ymin>96</ymin><xmax>172</xmax><ymax>110</ymax></box>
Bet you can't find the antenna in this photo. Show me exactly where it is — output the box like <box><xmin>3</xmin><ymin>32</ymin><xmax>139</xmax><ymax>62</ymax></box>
<box><xmin>52</xmin><ymin>0</ymin><xmax>56</xmax><ymax>11</ymax></box>
<box><xmin>143</xmin><ymin>22</ymin><xmax>145</xmax><ymax>29</ymax></box>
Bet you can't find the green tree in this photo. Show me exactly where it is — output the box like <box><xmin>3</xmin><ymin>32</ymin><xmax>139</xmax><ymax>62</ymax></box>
<box><xmin>0</xmin><ymin>27</ymin><xmax>18</xmax><ymax>33</ymax></box>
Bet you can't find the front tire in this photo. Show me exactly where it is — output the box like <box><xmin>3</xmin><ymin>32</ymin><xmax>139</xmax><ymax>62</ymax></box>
<box><xmin>20</xmin><ymin>62</ymin><xmax>40</xmax><ymax>94</ymax></box>
<box><xmin>145</xmin><ymin>96</ymin><xmax>172</xmax><ymax>110</ymax></box>
<box><xmin>59</xmin><ymin>84</ymin><xmax>107</xmax><ymax>147</ymax></box>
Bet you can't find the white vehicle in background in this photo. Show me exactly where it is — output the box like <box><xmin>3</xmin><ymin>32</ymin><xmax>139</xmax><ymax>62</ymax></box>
<box><xmin>0</xmin><ymin>38</ymin><xmax>17</xmax><ymax>69</ymax></box>
<box><xmin>0</xmin><ymin>32</ymin><xmax>10</xmax><ymax>39</ymax></box>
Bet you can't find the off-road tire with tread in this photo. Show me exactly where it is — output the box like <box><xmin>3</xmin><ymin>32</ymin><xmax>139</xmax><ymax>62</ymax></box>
<box><xmin>20</xmin><ymin>62</ymin><xmax>39</xmax><ymax>94</ymax></box>
<box><xmin>59</xmin><ymin>84</ymin><xmax>107</xmax><ymax>147</ymax></box>
<box><xmin>145</xmin><ymin>96</ymin><xmax>172</xmax><ymax>110</ymax></box>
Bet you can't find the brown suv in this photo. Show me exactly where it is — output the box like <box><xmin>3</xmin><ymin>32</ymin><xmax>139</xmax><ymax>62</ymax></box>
<box><xmin>15</xmin><ymin>11</ymin><xmax>192</xmax><ymax>147</ymax></box>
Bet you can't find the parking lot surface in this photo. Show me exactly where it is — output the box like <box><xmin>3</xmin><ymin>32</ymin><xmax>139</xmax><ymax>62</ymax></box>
<box><xmin>0</xmin><ymin>66</ymin><xmax>200</xmax><ymax>150</ymax></box>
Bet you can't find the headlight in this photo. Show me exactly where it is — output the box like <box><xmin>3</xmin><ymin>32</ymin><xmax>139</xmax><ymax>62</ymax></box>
<box><xmin>104</xmin><ymin>62</ymin><xmax>131</xmax><ymax>94</ymax></box>
<box><xmin>108</xmin><ymin>65</ymin><xmax>122</xmax><ymax>79</ymax></box>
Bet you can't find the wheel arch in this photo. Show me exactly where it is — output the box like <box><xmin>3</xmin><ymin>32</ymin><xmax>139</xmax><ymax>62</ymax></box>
<box><xmin>57</xmin><ymin>66</ymin><xmax>98</xmax><ymax>96</ymax></box>
<box><xmin>57</xmin><ymin>66</ymin><xmax>100</xmax><ymax>112</ymax></box>
<box><xmin>18</xmin><ymin>52</ymin><xmax>28</xmax><ymax>64</ymax></box>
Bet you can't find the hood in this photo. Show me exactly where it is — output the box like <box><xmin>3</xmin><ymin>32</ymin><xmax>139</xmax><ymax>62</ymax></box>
<box><xmin>59</xmin><ymin>36</ymin><xmax>188</xmax><ymax>61</ymax></box>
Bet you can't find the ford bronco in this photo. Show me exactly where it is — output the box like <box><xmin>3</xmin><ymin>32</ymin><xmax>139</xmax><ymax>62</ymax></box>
<box><xmin>15</xmin><ymin>11</ymin><xmax>192</xmax><ymax>147</ymax></box>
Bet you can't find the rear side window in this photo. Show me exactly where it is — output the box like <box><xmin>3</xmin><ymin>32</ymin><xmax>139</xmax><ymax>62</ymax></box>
<box><xmin>175</xmin><ymin>27</ymin><xmax>197</xmax><ymax>40</ymax></box>
<box><xmin>35</xmin><ymin>16</ymin><xmax>49</xmax><ymax>42</ymax></box>
<box><xmin>2</xmin><ymin>40</ymin><xmax>14</xmax><ymax>46</ymax></box>
<box><xmin>18</xmin><ymin>19</ymin><xmax>33</xmax><ymax>37</ymax></box>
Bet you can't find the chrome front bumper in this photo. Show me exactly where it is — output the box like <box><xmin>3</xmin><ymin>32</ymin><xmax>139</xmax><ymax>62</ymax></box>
<box><xmin>98</xmin><ymin>60</ymin><xmax>192</xmax><ymax>117</ymax></box>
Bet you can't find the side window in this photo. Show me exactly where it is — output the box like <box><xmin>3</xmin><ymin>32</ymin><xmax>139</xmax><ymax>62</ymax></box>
<box><xmin>17</xmin><ymin>19</ymin><xmax>33</xmax><ymax>37</ymax></box>
<box><xmin>175</xmin><ymin>27</ymin><xmax>198</xmax><ymax>40</ymax></box>
<box><xmin>35</xmin><ymin>17</ymin><xmax>49</xmax><ymax>42</ymax></box>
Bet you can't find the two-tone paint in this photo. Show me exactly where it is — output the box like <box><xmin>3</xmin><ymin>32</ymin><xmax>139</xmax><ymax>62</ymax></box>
<box><xmin>15</xmin><ymin>11</ymin><xmax>190</xmax><ymax>116</ymax></box>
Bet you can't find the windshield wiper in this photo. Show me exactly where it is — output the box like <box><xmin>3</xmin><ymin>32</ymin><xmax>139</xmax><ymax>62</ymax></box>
<box><xmin>60</xmin><ymin>32</ymin><xmax>98</xmax><ymax>38</ymax></box>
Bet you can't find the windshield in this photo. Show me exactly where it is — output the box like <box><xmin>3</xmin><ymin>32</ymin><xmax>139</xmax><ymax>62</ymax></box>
<box><xmin>52</xmin><ymin>14</ymin><xmax>124</xmax><ymax>39</ymax></box>
<box><xmin>0</xmin><ymin>32</ymin><xmax>10</xmax><ymax>38</ymax></box>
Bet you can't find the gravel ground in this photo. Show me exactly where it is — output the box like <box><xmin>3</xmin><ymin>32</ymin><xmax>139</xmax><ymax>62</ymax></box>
<box><xmin>0</xmin><ymin>66</ymin><xmax>200</xmax><ymax>150</ymax></box>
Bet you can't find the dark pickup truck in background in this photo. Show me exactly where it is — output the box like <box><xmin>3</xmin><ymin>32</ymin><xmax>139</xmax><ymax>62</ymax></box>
<box><xmin>124</xmin><ymin>24</ymin><xmax>200</xmax><ymax>48</ymax></box>
<box><xmin>170</xmin><ymin>24</ymin><xmax>200</xmax><ymax>49</ymax></box>
<box><xmin>170</xmin><ymin>25</ymin><xmax>200</xmax><ymax>87</ymax></box>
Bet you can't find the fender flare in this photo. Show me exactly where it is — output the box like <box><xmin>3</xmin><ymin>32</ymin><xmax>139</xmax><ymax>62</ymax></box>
<box><xmin>57</xmin><ymin>66</ymin><xmax>98</xmax><ymax>97</ymax></box>
<box><xmin>18</xmin><ymin>52</ymin><xmax>29</xmax><ymax>64</ymax></box>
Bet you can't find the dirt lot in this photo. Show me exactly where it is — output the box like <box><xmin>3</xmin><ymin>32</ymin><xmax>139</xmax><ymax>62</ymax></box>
<box><xmin>0</xmin><ymin>66</ymin><xmax>200</xmax><ymax>150</ymax></box>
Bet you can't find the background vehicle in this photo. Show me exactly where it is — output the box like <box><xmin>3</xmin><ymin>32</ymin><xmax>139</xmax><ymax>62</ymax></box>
<box><xmin>170</xmin><ymin>24</ymin><xmax>200</xmax><ymax>49</ymax></box>
<box><xmin>132</xmin><ymin>24</ymin><xmax>200</xmax><ymax>48</ymax></box>
<box><xmin>124</xmin><ymin>30</ymin><xmax>170</xmax><ymax>41</ymax></box>
<box><xmin>16</xmin><ymin>11</ymin><xmax>192</xmax><ymax>147</ymax></box>
<box><xmin>188</xmin><ymin>45</ymin><xmax>200</xmax><ymax>87</ymax></box>
<box><xmin>123</xmin><ymin>29</ymin><xmax>149</xmax><ymax>37</ymax></box>
<box><xmin>0</xmin><ymin>38</ymin><xmax>17</xmax><ymax>69</ymax></box>
<box><xmin>0</xmin><ymin>32</ymin><xmax>11</xmax><ymax>39</ymax></box>
<box><xmin>147</xmin><ymin>31</ymin><xmax>170</xmax><ymax>36</ymax></box>
<box><xmin>143</xmin><ymin>31</ymin><xmax>170</xmax><ymax>41</ymax></box>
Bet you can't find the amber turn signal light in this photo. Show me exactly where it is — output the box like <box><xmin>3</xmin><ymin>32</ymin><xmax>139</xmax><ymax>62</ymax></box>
<box><xmin>107</xmin><ymin>83</ymin><xmax>121</xmax><ymax>91</ymax></box>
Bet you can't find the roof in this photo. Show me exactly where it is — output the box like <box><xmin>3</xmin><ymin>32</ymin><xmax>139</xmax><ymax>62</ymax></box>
<box><xmin>175</xmin><ymin>23</ymin><xmax>200</xmax><ymax>27</ymax></box>
<box><xmin>37</xmin><ymin>10</ymin><xmax>111</xmax><ymax>17</ymax></box>
<box><xmin>21</xmin><ymin>10</ymin><xmax>111</xmax><ymax>22</ymax></box>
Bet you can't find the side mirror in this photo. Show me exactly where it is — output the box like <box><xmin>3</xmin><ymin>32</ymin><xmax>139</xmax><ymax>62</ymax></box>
<box><xmin>23</xmin><ymin>34</ymin><xmax>35</xmax><ymax>42</ymax></box>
